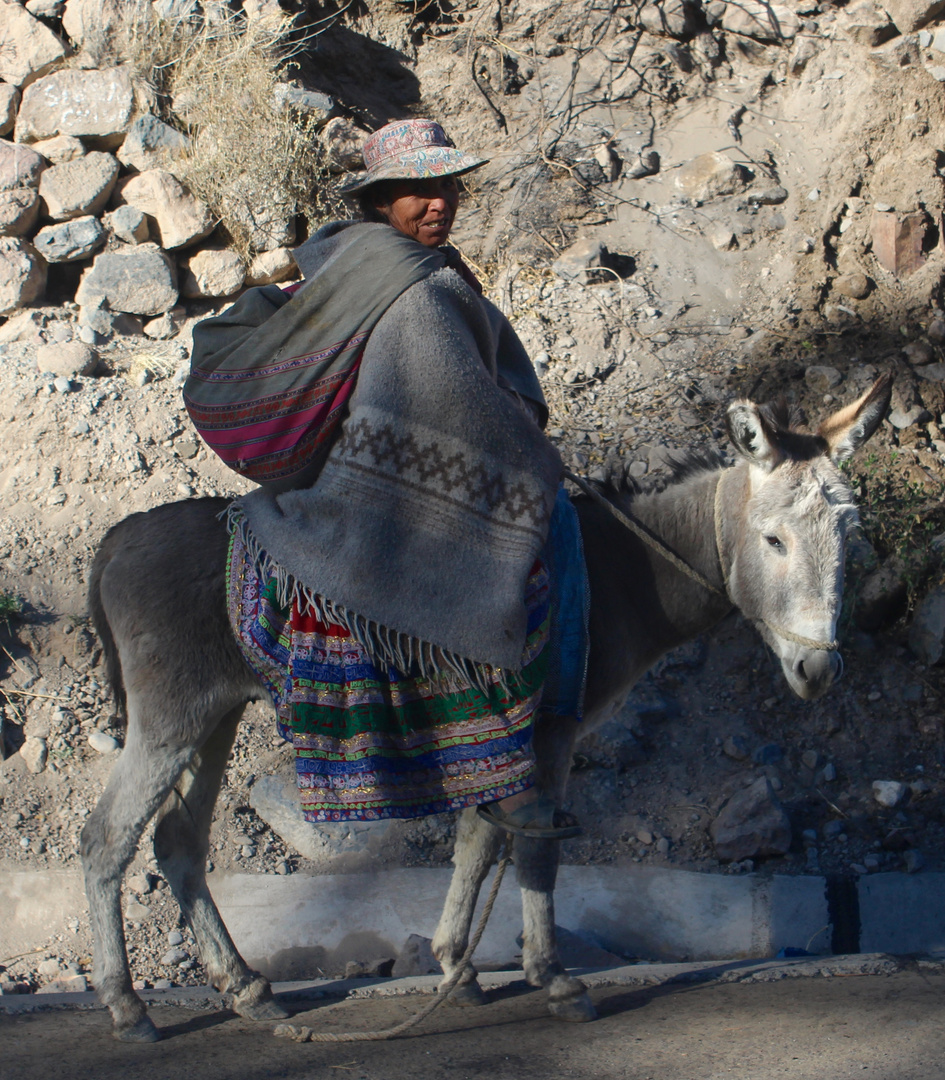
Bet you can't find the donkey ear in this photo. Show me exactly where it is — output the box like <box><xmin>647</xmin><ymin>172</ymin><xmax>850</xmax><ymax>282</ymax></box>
<box><xmin>817</xmin><ymin>372</ymin><xmax>893</xmax><ymax>462</ymax></box>
<box><xmin>725</xmin><ymin>401</ymin><xmax>785</xmax><ymax>472</ymax></box>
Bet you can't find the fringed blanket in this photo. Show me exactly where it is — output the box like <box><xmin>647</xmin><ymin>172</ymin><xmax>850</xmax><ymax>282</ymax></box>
<box><xmin>234</xmin><ymin>222</ymin><xmax>563</xmax><ymax>678</ymax></box>
<box><xmin>227</xmin><ymin>519</ymin><xmax>550</xmax><ymax>821</ymax></box>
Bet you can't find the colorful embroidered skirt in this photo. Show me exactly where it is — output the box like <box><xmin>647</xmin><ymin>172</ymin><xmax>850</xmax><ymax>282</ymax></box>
<box><xmin>227</xmin><ymin>527</ymin><xmax>550</xmax><ymax>822</ymax></box>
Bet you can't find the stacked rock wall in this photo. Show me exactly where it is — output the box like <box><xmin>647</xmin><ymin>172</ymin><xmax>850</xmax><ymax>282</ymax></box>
<box><xmin>0</xmin><ymin>0</ymin><xmax>333</xmax><ymax>336</ymax></box>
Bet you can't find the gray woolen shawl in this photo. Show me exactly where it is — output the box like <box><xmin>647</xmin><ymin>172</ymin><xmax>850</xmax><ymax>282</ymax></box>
<box><xmin>237</xmin><ymin>222</ymin><xmax>562</xmax><ymax>675</ymax></box>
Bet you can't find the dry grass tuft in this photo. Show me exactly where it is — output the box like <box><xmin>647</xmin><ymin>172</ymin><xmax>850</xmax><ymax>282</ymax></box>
<box><xmin>76</xmin><ymin>2</ymin><xmax>346</xmax><ymax>260</ymax></box>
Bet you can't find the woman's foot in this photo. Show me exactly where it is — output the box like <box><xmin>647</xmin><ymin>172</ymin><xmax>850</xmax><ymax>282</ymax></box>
<box><xmin>477</xmin><ymin>794</ymin><xmax>582</xmax><ymax>839</ymax></box>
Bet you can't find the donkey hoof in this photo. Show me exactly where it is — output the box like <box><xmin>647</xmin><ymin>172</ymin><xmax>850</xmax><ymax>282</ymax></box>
<box><xmin>445</xmin><ymin>980</ymin><xmax>488</xmax><ymax>1008</ymax></box>
<box><xmin>548</xmin><ymin>993</ymin><xmax>597</xmax><ymax>1023</ymax></box>
<box><xmin>114</xmin><ymin>1015</ymin><xmax>161</xmax><ymax>1042</ymax></box>
<box><xmin>231</xmin><ymin>977</ymin><xmax>290</xmax><ymax>1022</ymax></box>
<box><xmin>236</xmin><ymin>998</ymin><xmax>290</xmax><ymax>1022</ymax></box>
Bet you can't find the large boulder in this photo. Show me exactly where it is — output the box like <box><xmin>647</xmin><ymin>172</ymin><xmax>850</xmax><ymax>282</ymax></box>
<box><xmin>0</xmin><ymin>237</ymin><xmax>46</xmax><ymax>316</ymax></box>
<box><xmin>676</xmin><ymin>151</ymin><xmax>750</xmax><ymax>201</ymax></box>
<box><xmin>38</xmin><ymin>151</ymin><xmax>119</xmax><ymax>220</ymax></box>
<box><xmin>0</xmin><ymin>140</ymin><xmax>46</xmax><ymax>191</ymax></box>
<box><xmin>15</xmin><ymin>67</ymin><xmax>134</xmax><ymax>148</ymax></box>
<box><xmin>0</xmin><ymin>84</ymin><xmax>20</xmax><ymax>137</ymax></box>
<box><xmin>179</xmin><ymin>247</ymin><xmax>245</xmax><ymax>298</ymax></box>
<box><xmin>722</xmin><ymin>0</ymin><xmax>799</xmax><ymax>41</ymax></box>
<box><xmin>75</xmin><ymin>243</ymin><xmax>178</xmax><ymax>315</ymax></box>
<box><xmin>33</xmin><ymin>214</ymin><xmax>105</xmax><ymax>262</ymax></box>
<box><xmin>0</xmin><ymin>187</ymin><xmax>40</xmax><ymax>236</ymax></box>
<box><xmin>710</xmin><ymin>777</ymin><xmax>791</xmax><ymax>862</ymax></box>
<box><xmin>117</xmin><ymin>114</ymin><xmax>191</xmax><ymax>173</ymax></box>
<box><xmin>0</xmin><ymin>5</ymin><xmax>68</xmax><ymax>88</ymax></box>
<box><xmin>113</xmin><ymin>169</ymin><xmax>214</xmax><ymax>250</ymax></box>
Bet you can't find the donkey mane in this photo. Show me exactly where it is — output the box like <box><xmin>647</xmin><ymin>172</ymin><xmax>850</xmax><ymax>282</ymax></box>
<box><xmin>590</xmin><ymin>448</ymin><xmax>727</xmax><ymax>504</ymax></box>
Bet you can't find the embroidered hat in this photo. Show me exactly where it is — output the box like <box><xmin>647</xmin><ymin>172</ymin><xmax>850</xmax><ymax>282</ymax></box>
<box><xmin>337</xmin><ymin>118</ymin><xmax>488</xmax><ymax>195</ymax></box>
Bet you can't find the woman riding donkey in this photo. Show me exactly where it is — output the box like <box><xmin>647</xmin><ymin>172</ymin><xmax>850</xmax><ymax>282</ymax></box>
<box><xmin>184</xmin><ymin>119</ymin><xmax>587</xmax><ymax>839</ymax></box>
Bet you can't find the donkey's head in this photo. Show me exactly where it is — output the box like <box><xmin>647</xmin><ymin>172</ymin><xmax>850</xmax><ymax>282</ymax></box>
<box><xmin>723</xmin><ymin>373</ymin><xmax>892</xmax><ymax>701</ymax></box>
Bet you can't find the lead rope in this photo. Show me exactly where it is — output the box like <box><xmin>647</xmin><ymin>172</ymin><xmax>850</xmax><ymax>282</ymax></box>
<box><xmin>273</xmin><ymin>838</ymin><xmax>514</xmax><ymax>1043</ymax></box>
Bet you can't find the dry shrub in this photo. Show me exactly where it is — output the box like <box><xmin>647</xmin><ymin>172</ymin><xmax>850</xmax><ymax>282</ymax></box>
<box><xmin>75</xmin><ymin>2</ymin><xmax>345</xmax><ymax>261</ymax></box>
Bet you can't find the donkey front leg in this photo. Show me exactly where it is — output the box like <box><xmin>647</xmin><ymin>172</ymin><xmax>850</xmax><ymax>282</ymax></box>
<box><xmin>431</xmin><ymin>807</ymin><xmax>503</xmax><ymax>1006</ymax></box>
<box><xmin>518</xmin><ymin>713</ymin><xmax>595</xmax><ymax>1022</ymax></box>
<box><xmin>80</xmin><ymin>734</ymin><xmax>193</xmax><ymax>1041</ymax></box>
<box><xmin>515</xmin><ymin>834</ymin><xmax>596</xmax><ymax>1022</ymax></box>
<box><xmin>152</xmin><ymin>707</ymin><xmax>288</xmax><ymax>1023</ymax></box>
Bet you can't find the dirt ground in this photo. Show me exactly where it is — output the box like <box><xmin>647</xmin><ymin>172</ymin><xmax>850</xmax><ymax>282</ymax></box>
<box><xmin>3</xmin><ymin>0</ymin><xmax>945</xmax><ymax>1000</ymax></box>
<box><xmin>4</xmin><ymin>964</ymin><xmax>945</xmax><ymax>1080</ymax></box>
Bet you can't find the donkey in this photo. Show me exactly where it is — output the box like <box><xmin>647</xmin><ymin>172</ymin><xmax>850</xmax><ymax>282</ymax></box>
<box><xmin>80</xmin><ymin>375</ymin><xmax>891</xmax><ymax>1041</ymax></box>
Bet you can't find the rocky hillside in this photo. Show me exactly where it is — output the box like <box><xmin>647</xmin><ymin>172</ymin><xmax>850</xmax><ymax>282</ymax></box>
<box><xmin>1</xmin><ymin>0</ymin><xmax>945</xmax><ymax>993</ymax></box>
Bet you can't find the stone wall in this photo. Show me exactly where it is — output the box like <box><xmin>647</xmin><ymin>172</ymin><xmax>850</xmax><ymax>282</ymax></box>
<box><xmin>0</xmin><ymin>0</ymin><xmax>355</xmax><ymax>338</ymax></box>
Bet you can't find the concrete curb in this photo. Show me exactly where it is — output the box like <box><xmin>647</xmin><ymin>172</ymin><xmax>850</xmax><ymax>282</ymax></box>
<box><xmin>0</xmin><ymin>954</ymin><xmax>921</xmax><ymax>1016</ymax></box>
<box><xmin>3</xmin><ymin>864</ymin><xmax>945</xmax><ymax>978</ymax></box>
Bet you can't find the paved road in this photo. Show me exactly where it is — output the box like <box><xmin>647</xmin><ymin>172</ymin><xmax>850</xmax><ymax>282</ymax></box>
<box><xmin>4</xmin><ymin>964</ymin><xmax>945</xmax><ymax>1080</ymax></box>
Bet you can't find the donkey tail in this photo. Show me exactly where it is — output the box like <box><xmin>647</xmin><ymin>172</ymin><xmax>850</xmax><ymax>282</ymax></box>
<box><xmin>87</xmin><ymin>530</ymin><xmax>127</xmax><ymax>720</ymax></box>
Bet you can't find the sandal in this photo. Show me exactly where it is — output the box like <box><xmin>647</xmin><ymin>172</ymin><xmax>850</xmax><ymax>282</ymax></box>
<box><xmin>477</xmin><ymin>796</ymin><xmax>583</xmax><ymax>839</ymax></box>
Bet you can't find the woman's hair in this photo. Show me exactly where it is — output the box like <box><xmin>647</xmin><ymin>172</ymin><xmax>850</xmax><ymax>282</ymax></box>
<box><xmin>356</xmin><ymin>181</ymin><xmax>395</xmax><ymax>223</ymax></box>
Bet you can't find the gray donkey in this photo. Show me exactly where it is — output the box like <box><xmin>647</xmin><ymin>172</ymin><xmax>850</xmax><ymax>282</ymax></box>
<box><xmin>82</xmin><ymin>374</ymin><xmax>891</xmax><ymax>1041</ymax></box>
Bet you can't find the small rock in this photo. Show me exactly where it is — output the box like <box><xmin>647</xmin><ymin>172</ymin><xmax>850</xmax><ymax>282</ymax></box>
<box><xmin>345</xmin><ymin>958</ymin><xmax>395</xmax><ymax>979</ymax></box>
<box><xmin>723</xmin><ymin>734</ymin><xmax>750</xmax><ymax>761</ymax></box>
<box><xmin>636</xmin><ymin>828</ymin><xmax>654</xmax><ymax>845</ymax></box>
<box><xmin>752</xmin><ymin>743</ymin><xmax>784</xmax><ymax>766</ymax></box>
<box><xmin>833</xmin><ymin>273</ymin><xmax>871</xmax><ymax>300</ymax></box>
<box><xmin>927</xmin><ymin>318</ymin><xmax>945</xmax><ymax>344</ymax></box>
<box><xmin>153</xmin><ymin>979</ymin><xmax>173</xmax><ymax>990</ymax></box>
<box><xmin>102</xmin><ymin>205</ymin><xmax>149</xmax><ymax>245</ymax></box>
<box><xmin>711</xmin><ymin>777</ymin><xmax>791</xmax><ymax>862</ymax></box>
<box><xmin>37</xmin><ymin>958</ymin><xmax>61</xmax><ymax>978</ymax></box>
<box><xmin>904</xmin><ymin>850</ymin><xmax>925</xmax><ymax>873</ymax></box>
<box><xmin>909</xmin><ymin>586</ymin><xmax>945</xmax><ymax>664</ymax></box>
<box><xmin>889</xmin><ymin>405</ymin><xmax>931</xmax><ymax>429</ymax></box>
<box><xmin>805</xmin><ymin>365</ymin><xmax>843</xmax><ymax>392</ymax></box>
<box><xmin>821</xmin><ymin>763</ymin><xmax>837</xmax><ymax>782</ymax></box>
<box><xmin>167</xmin><ymin>930</ymin><xmax>184</xmax><ymax>946</ymax></box>
<box><xmin>656</xmin><ymin>836</ymin><xmax>671</xmax><ymax>855</ymax></box>
<box><xmin>142</xmin><ymin>311</ymin><xmax>179</xmax><ymax>339</ymax></box>
<box><xmin>36</xmin><ymin>341</ymin><xmax>98</xmax><ymax>378</ymax></box>
<box><xmin>160</xmin><ymin>948</ymin><xmax>189</xmax><ymax>966</ymax></box>
<box><xmin>127</xmin><ymin>873</ymin><xmax>153</xmax><ymax>895</ymax></box>
<box><xmin>675</xmin><ymin>151</ymin><xmax>750</xmax><ymax>201</ymax></box>
<box><xmin>20</xmin><ymin>735</ymin><xmax>47</xmax><ymax>774</ymax></box>
<box><xmin>872</xmin><ymin>779</ymin><xmax>907</xmax><ymax>808</ymax></box>
<box><xmin>903</xmin><ymin>340</ymin><xmax>935</xmax><ymax>365</ymax></box>
<box><xmin>801</xmin><ymin>749</ymin><xmax>822</xmax><ymax>770</ymax></box>
<box><xmin>124</xmin><ymin>901</ymin><xmax>150</xmax><ymax>923</ymax></box>
<box><xmin>88</xmin><ymin>730</ymin><xmax>120</xmax><ymax>754</ymax></box>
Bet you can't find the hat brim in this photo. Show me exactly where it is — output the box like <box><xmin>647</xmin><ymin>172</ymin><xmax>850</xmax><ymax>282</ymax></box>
<box><xmin>337</xmin><ymin>148</ymin><xmax>488</xmax><ymax>195</ymax></box>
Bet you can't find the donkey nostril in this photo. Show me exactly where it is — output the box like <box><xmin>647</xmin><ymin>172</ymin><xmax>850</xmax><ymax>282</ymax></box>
<box><xmin>793</xmin><ymin>656</ymin><xmax>808</xmax><ymax>681</ymax></box>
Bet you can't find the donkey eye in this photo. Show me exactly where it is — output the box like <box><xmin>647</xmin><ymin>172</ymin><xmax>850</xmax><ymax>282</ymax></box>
<box><xmin>765</xmin><ymin>535</ymin><xmax>784</xmax><ymax>550</ymax></box>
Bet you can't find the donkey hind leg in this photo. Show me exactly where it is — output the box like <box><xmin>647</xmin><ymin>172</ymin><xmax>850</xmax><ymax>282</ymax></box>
<box><xmin>431</xmin><ymin>806</ymin><xmax>503</xmax><ymax>1007</ymax></box>
<box><xmin>152</xmin><ymin>707</ymin><xmax>288</xmax><ymax>1024</ymax></box>
<box><xmin>516</xmin><ymin>713</ymin><xmax>595</xmax><ymax>1022</ymax></box>
<box><xmin>81</xmin><ymin>729</ymin><xmax>195</xmax><ymax>1042</ymax></box>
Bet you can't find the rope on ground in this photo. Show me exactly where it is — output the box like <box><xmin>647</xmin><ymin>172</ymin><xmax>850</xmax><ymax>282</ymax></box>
<box><xmin>273</xmin><ymin>835</ymin><xmax>513</xmax><ymax>1043</ymax></box>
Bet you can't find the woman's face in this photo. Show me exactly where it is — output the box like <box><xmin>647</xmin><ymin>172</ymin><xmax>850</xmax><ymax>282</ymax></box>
<box><xmin>374</xmin><ymin>176</ymin><xmax>461</xmax><ymax>247</ymax></box>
